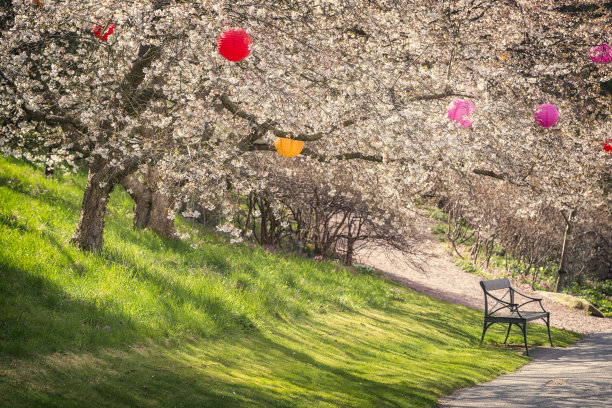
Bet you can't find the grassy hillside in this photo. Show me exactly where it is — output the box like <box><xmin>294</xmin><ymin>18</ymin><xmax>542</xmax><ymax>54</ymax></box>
<box><xmin>0</xmin><ymin>157</ymin><xmax>580</xmax><ymax>407</ymax></box>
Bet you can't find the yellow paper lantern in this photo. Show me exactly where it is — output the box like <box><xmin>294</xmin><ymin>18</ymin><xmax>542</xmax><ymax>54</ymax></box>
<box><xmin>275</xmin><ymin>138</ymin><xmax>304</xmax><ymax>158</ymax></box>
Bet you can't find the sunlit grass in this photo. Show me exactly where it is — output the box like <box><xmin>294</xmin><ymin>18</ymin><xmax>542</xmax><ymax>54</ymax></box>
<box><xmin>0</xmin><ymin>157</ymin><xmax>581</xmax><ymax>407</ymax></box>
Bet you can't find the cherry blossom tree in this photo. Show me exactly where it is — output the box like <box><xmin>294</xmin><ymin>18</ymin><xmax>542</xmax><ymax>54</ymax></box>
<box><xmin>1</xmin><ymin>0</ymin><xmax>610</xmax><ymax>260</ymax></box>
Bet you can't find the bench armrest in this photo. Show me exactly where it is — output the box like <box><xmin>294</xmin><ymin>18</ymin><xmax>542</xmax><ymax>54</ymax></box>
<box><xmin>516</xmin><ymin>298</ymin><xmax>548</xmax><ymax>313</ymax></box>
<box><xmin>512</xmin><ymin>288</ymin><xmax>542</xmax><ymax>301</ymax></box>
<box><xmin>510</xmin><ymin>288</ymin><xmax>548</xmax><ymax>312</ymax></box>
<box><xmin>484</xmin><ymin>291</ymin><xmax>519</xmax><ymax>314</ymax></box>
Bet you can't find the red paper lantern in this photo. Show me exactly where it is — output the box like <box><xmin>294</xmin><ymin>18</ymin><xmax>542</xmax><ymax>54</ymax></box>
<box><xmin>92</xmin><ymin>21</ymin><xmax>116</xmax><ymax>42</ymax></box>
<box><xmin>217</xmin><ymin>28</ymin><xmax>252</xmax><ymax>62</ymax></box>
<box><xmin>603</xmin><ymin>139</ymin><xmax>612</xmax><ymax>154</ymax></box>
<box><xmin>534</xmin><ymin>104</ymin><xmax>559</xmax><ymax>128</ymax></box>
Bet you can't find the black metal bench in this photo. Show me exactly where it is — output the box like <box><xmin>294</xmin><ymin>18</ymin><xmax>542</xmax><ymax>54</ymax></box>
<box><xmin>480</xmin><ymin>278</ymin><xmax>553</xmax><ymax>355</ymax></box>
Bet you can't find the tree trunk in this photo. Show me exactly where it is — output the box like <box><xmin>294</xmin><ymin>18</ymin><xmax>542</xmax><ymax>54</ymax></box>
<box><xmin>242</xmin><ymin>193</ymin><xmax>254</xmax><ymax>236</ymax></box>
<box><xmin>45</xmin><ymin>164</ymin><xmax>54</xmax><ymax>178</ymax></box>
<box><xmin>71</xmin><ymin>158</ymin><xmax>114</xmax><ymax>252</ymax></box>
<box><xmin>345</xmin><ymin>237</ymin><xmax>355</xmax><ymax>266</ymax></box>
<box><xmin>485</xmin><ymin>239</ymin><xmax>494</xmax><ymax>269</ymax></box>
<box><xmin>555</xmin><ymin>209</ymin><xmax>576</xmax><ymax>292</ymax></box>
<box><xmin>148</xmin><ymin>190</ymin><xmax>175</xmax><ymax>238</ymax></box>
<box><xmin>122</xmin><ymin>173</ymin><xmax>152</xmax><ymax>228</ymax></box>
<box><xmin>121</xmin><ymin>165</ymin><xmax>175</xmax><ymax>239</ymax></box>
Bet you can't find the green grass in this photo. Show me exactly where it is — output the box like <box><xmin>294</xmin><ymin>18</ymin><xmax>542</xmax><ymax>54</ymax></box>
<box><xmin>565</xmin><ymin>281</ymin><xmax>612</xmax><ymax>317</ymax></box>
<box><xmin>0</xmin><ymin>157</ymin><xmax>581</xmax><ymax>407</ymax></box>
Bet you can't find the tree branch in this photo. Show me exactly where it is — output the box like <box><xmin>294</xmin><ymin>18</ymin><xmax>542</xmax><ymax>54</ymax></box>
<box><xmin>120</xmin><ymin>45</ymin><xmax>162</xmax><ymax>114</ymax></box>
<box><xmin>219</xmin><ymin>94</ymin><xmax>328</xmax><ymax>142</ymax></box>
<box><xmin>472</xmin><ymin>168</ymin><xmax>505</xmax><ymax>180</ymax></box>
<box><xmin>410</xmin><ymin>90</ymin><xmax>474</xmax><ymax>101</ymax></box>
<box><xmin>246</xmin><ymin>143</ymin><xmax>384</xmax><ymax>163</ymax></box>
<box><xmin>0</xmin><ymin>68</ymin><xmax>92</xmax><ymax>152</ymax></box>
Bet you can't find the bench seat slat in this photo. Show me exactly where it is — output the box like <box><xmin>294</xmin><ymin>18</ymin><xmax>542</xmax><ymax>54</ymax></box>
<box><xmin>491</xmin><ymin>311</ymin><xmax>548</xmax><ymax>322</ymax></box>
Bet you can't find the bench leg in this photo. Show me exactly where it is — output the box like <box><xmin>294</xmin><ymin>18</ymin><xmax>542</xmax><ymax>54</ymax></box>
<box><xmin>481</xmin><ymin>321</ymin><xmax>492</xmax><ymax>343</ymax></box>
<box><xmin>520</xmin><ymin>323</ymin><xmax>529</xmax><ymax>356</ymax></box>
<box><xmin>503</xmin><ymin>323</ymin><xmax>513</xmax><ymax>344</ymax></box>
<box><xmin>546</xmin><ymin>315</ymin><xmax>554</xmax><ymax>348</ymax></box>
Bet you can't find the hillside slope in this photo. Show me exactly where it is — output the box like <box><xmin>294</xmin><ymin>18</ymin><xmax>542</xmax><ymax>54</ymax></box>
<box><xmin>356</xmin><ymin>229</ymin><xmax>612</xmax><ymax>334</ymax></box>
<box><xmin>0</xmin><ymin>158</ymin><xmax>580</xmax><ymax>407</ymax></box>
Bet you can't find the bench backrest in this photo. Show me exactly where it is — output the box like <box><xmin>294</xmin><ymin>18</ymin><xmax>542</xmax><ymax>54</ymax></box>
<box><xmin>480</xmin><ymin>278</ymin><xmax>513</xmax><ymax>316</ymax></box>
<box><xmin>480</xmin><ymin>278</ymin><xmax>510</xmax><ymax>291</ymax></box>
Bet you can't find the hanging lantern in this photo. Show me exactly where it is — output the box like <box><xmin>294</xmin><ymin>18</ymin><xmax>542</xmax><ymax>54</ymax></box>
<box><xmin>92</xmin><ymin>21</ymin><xmax>116</xmax><ymax>42</ymax></box>
<box><xmin>534</xmin><ymin>104</ymin><xmax>559</xmax><ymax>128</ymax></box>
<box><xmin>447</xmin><ymin>99</ymin><xmax>475</xmax><ymax>128</ymax></box>
<box><xmin>275</xmin><ymin>138</ymin><xmax>304</xmax><ymax>158</ymax></box>
<box><xmin>217</xmin><ymin>28</ymin><xmax>252</xmax><ymax>62</ymax></box>
<box><xmin>603</xmin><ymin>139</ymin><xmax>612</xmax><ymax>154</ymax></box>
<box><xmin>590</xmin><ymin>43</ymin><xmax>612</xmax><ymax>64</ymax></box>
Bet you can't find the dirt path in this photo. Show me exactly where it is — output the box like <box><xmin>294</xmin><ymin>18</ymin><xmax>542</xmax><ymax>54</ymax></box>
<box><xmin>355</xmin><ymin>220</ymin><xmax>612</xmax><ymax>335</ymax></box>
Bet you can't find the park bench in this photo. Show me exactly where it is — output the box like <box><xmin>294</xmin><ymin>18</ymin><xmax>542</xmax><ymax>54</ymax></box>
<box><xmin>480</xmin><ymin>278</ymin><xmax>553</xmax><ymax>355</ymax></box>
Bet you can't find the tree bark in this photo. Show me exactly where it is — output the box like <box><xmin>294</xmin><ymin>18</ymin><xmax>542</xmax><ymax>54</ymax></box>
<box><xmin>148</xmin><ymin>190</ymin><xmax>175</xmax><ymax>238</ymax></box>
<box><xmin>555</xmin><ymin>209</ymin><xmax>576</xmax><ymax>292</ymax></box>
<box><xmin>345</xmin><ymin>237</ymin><xmax>355</xmax><ymax>266</ymax></box>
<box><xmin>121</xmin><ymin>165</ymin><xmax>175</xmax><ymax>239</ymax></box>
<box><xmin>44</xmin><ymin>162</ymin><xmax>54</xmax><ymax>178</ymax></box>
<box><xmin>121</xmin><ymin>173</ymin><xmax>152</xmax><ymax>228</ymax></box>
<box><xmin>70</xmin><ymin>157</ymin><xmax>115</xmax><ymax>251</ymax></box>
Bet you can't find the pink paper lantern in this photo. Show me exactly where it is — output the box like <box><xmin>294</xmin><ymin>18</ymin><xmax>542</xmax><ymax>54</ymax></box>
<box><xmin>447</xmin><ymin>99</ymin><xmax>475</xmax><ymax>128</ymax></box>
<box><xmin>217</xmin><ymin>28</ymin><xmax>252</xmax><ymax>62</ymax></box>
<box><xmin>534</xmin><ymin>104</ymin><xmax>559</xmax><ymax>128</ymax></box>
<box><xmin>590</xmin><ymin>43</ymin><xmax>612</xmax><ymax>64</ymax></box>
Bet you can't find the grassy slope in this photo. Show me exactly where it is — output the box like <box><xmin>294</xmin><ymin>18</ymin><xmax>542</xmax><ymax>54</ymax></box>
<box><xmin>0</xmin><ymin>157</ymin><xmax>581</xmax><ymax>407</ymax></box>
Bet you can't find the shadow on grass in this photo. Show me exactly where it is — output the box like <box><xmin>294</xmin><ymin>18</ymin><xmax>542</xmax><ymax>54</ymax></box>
<box><xmin>1</xmin><ymin>304</ymin><xmax>560</xmax><ymax>408</ymax></box>
<box><xmin>0</xmin><ymin>174</ymin><xmax>81</xmax><ymax>214</ymax></box>
<box><xmin>104</xmin><ymin>223</ymin><xmax>232</xmax><ymax>274</ymax></box>
<box><xmin>0</xmin><ymin>221</ymin><xmax>258</xmax><ymax>360</ymax></box>
<box><xmin>0</xmin><ymin>326</ymin><xmax>459</xmax><ymax>408</ymax></box>
<box><xmin>0</xmin><ymin>258</ymin><xmax>141</xmax><ymax>359</ymax></box>
<box><xmin>99</xmin><ymin>246</ymin><xmax>259</xmax><ymax>331</ymax></box>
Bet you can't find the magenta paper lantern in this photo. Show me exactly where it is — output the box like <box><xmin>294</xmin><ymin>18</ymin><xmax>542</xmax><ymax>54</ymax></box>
<box><xmin>217</xmin><ymin>28</ymin><xmax>252</xmax><ymax>62</ymax></box>
<box><xmin>590</xmin><ymin>43</ymin><xmax>612</xmax><ymax>64</ymax></box>
<box><xmin>447</xmin><ymin>99</ymin><xmax>475</xmax><ymax>128</ymax></box>
<box><xmin>92</xmin><ymin>21</ymin><xmax>116</xmax><ymax>42</ymax></box>
<box><xmin>534</xmin><ymin>104</ymin><xmax>559</xmax><ymax>128</ymax></box>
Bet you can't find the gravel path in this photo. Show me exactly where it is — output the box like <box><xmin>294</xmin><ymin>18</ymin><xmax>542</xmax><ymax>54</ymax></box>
<box><xmin>355</xmin><ymin>226</ymin><xmax>612</xmax><ymax>335</ymax></box>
